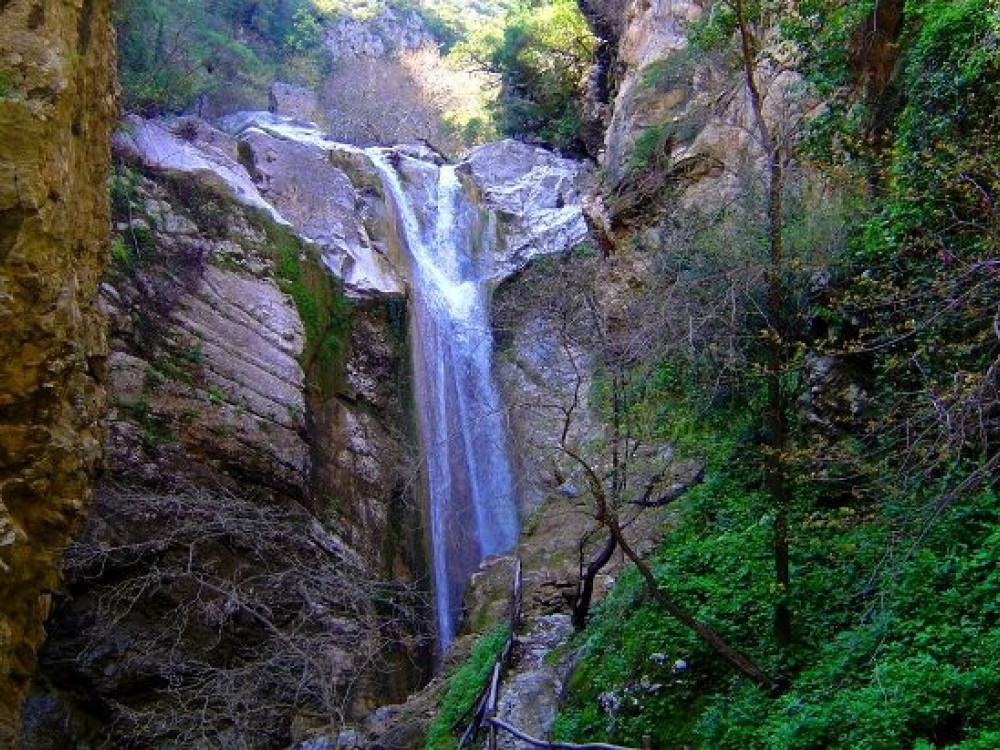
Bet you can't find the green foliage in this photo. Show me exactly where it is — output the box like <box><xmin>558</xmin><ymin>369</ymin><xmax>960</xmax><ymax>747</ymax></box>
<box><xmin>114</xmin><ymin>0</ymin><xmax>335</xmax><ymax>114</ymax></box>
<box><xmin>267</xmin><ymin>227</ymin><xmax>353</xmax><ymax>398</ymax></box>
<box><xmin>110</xmin><ymin>234</ymin><xmax>132</xmax><ymax>266</ymax></box>
<box><xmin>861</xmin><ymin>0</ymin><xmax>1000</xmax><ymax>261</ymax></box>
<box><xmin>831</xmin><ymin>0</ymin><xmax>1000</xmax><ymax>511</ymax></box>
<box><xmin>110</xmin><ymin>164</ymin><xmax>141</xmax><ymax>217</ymax></box>
<box><xmin>119</xmin><ymin>398</ymin><xmax>175</xmax><ymax>448</ymax></box>
<box><xmin>626</xmin><ymin>123</ymin><xmax>673</xmax><ymax>172</ymax></box>
<box><xmin>0</xmin><ymin>70</ymin><xmax>14</xmax><ymax>99</ymax></box>
<box><xmin>557</xmin><ymin>392</ymin><xmax>1000</xmax><ymax>747</ymax></box>
<box><xmin>697</xmin><ymin>489</ymin><xmax>1000</xmax><ymax>749</ymax></box>
<box><xmin>556</xmin><ymin>3</ymin><xmax>1000</xmax><ymax>745</ymax></box>
<box><xmin>455</xmin><ymin>0</ymin><xmax>597</xmax><ymax>152</ymax></box>
<box><xmin>424</xmin><ymin>623</ymin><xmax>510</xmax><ymax>750</ymax></box>
<box><xmin>113</xmin><ymin>0</ymin><xmax>517</xmax><ymax>116</ymax></box>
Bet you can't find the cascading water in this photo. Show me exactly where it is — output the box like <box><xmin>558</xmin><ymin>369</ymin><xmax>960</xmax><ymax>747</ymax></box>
<box><xmin>368</xmin><ymin>151</ymin><xmax>519</xmax><ymax>648</ymax></box>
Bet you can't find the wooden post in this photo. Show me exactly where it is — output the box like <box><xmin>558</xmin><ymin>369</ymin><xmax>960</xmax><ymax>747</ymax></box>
<box><xmin>486</xmin><ymin>662</ymin><xmax>501</xmax><ymax>750</ymax></box>
<box><xmin>510</xmin><ymin>557</ymin><xmax>523</xmax><ymax>633</ymax></box>
<box><xmin>641</xmin><ymin>735</ymin><xmax>652</xmax><ymax>750</ymax></box>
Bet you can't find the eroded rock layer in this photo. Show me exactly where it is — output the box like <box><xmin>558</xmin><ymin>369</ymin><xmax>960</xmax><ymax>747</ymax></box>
<box><xmin>0</xmin><ymin>0</ymin><xmax>116</xmax><ymax>740</ymax></box>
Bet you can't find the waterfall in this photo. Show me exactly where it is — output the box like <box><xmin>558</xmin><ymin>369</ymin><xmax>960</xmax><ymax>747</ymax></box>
<box><xmin>367</xmin><ymin>151</ymin><xmax>519</xmax><ymax>648</ymax></box>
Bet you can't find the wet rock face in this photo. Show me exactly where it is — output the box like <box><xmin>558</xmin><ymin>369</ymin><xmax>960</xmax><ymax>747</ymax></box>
<box><xmin>0</xmin><ymin>0</ymin><xmax>116</xmax><ymax>739</ymax></box>
<box><xmin>232</xmin><ymin>119</ymin><xmax>407</xmax><ymax>296</ymax></box>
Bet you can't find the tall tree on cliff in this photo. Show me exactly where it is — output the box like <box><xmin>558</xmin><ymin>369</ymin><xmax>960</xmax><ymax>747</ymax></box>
<box><xmin>691</xmin><ymin>0</ymin><xmax>820</xmax><ymax>654</ymax></box>
<box><xmin>731</xmin><ymin>0</ymin><xmax>794</xmax><ymax>651</ymax></box>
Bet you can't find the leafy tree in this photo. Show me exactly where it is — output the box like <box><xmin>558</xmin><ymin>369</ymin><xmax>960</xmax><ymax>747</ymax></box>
<box><xmin>456</xmin><ymin>0</ymin><xmax>597</xmax><ymax>152</ymax></box>
<box><xmin>114</xmin><ymin>0</ymin><xmax>335</xmax><ymax>115</ymax></box>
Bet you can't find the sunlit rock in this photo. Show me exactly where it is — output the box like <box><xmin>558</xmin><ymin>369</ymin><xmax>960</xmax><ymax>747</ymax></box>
<box><xmin>462</xmin><ymin>140</ymin><xmax>593</xmax><ymax>280</ymax></box>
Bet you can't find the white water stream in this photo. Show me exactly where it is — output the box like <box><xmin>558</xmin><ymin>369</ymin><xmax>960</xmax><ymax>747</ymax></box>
<box><xmin>368</xmin><ymin>151</ymin><xmax>519</xmax><ymax>648</ymax></box>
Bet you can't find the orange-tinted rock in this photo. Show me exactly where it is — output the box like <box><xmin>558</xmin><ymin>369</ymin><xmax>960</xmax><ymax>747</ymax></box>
<box><xmin>0</xmin><ymin>0</ymin><xmax>116</xmax><ymax>740</ymax></box>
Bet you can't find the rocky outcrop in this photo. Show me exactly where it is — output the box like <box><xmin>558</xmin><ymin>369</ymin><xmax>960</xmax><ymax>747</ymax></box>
<box><xmin>114</xmin><ymin>116</ymin><xmax>288</xmax><ymax>225</ymax></box>
<box><xmin>588</xmin><ymin>0</ymin><xmax>709</xmax><ymax>185</ymax></box>
<box><xmin>214</xmin><ymin>113</ymin><xmax>592</xmax><ymax>293</ymax></box>
<box><xmin>324</xmin><ymin>8</ymin><xmax>435</xmax><ymax>62</ymax></box>
<box><xmin>119</xmin><ymin>114</ymin><xmax>406</xmax><ymax>296</ymax></box>
<box><xmin>100</xmin><ymin>166</ymin><xmax>312</xmax><ymax>498</ymax></box>
<box><xmin>227</xmin><ymin>114</ymin><xmax>407</xmax><ymax>296</ymax></box>
<box><xmin>495</xmin><ymin>614</ymin><xmax>575</xmax><ymax>750</ymax></box>
<box><xmin>0</xmin><ymin>0</ymin><xmax>116</xmax><ymax>740</ymax></box>
<box><xmin>463</xmin><ymin>140</ymin><xmax>593</xmax><ymax>280</ymax></box>
<box><xmin>20</xmin><ymin>117</ymin><xmax>427</xmax><ymax>746</ymax></box>
<box><xmin>579</xmin><ymin>0</ymin><xmax>825</xmax><ymax>232</ymax></box>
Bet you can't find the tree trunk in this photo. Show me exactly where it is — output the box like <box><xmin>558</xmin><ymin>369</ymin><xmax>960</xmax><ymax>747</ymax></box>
<box><xmin>603</xmin><ymin>512</ymin><xmax>775</xmax><ymax>691</ymax></box>
<box><xmin>733</xmin><ymin>0</ymin><xmax>792</xmax><ymax>651</ymax></box>
<box><xmin>572</xmin><ymin>533</ymin><xmax>618</xmax><ymax>629</ymax></box>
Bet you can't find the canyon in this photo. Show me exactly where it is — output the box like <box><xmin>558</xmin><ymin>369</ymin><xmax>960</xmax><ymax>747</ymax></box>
<box><xmin>5</xmin><ymin>0</ymin><xmax>981</xmax><ymax>747</ymax></box>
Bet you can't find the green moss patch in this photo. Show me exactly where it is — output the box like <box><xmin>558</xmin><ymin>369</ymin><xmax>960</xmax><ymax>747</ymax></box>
<box><xmin>425</xmin><ymin>623</ymin><xmax>510</xmax><ymax>750</ymax></box>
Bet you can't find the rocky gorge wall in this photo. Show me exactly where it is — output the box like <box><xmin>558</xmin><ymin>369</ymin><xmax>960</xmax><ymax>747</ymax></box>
<box><xmin>0</xmin><ymin>0</ymin><xmax>116</xmax><ymax>742</ymax></box>
<box><xmin>578</xmin><ymin>0</ymin><xmax>802</xmax><ymax>229</ymax></box>
<box><xmin>19</xmin><ymin>116</ymin><xmax>428</xmax><ymax>747</ymax></box>
<box><xmin>15</xmin><ymin>110</ymin><xmax>592</xmax><ymax>747</ymax></box>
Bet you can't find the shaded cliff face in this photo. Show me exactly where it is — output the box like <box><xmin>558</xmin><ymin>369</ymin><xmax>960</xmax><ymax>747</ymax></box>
<box><xmin>21</xmin><ymin>119</ymin><xmax>428</xmax><ymax>747</ymax></box>
<box><xmin>21</xmin><ymin>112</ymin><xmax>591</xmax><ymax>747</ymax></box>
<box><xmin>0</xmin><ymin>0</ymin><xmax>116</xmax><ymax>741</ymax></box>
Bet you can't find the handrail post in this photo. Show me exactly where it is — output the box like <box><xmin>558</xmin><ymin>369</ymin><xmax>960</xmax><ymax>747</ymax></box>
<box><xmin>486</xmin><ymin>662</ymin><xmax>501</xmax><ymax>750</ymax></box>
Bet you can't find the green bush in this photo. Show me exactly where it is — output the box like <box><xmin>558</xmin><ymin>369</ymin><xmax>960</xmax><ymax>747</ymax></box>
<box><xmin>455</xmin><ymin>0</ymin><xmax>597</xmax><ymax>153</ymax></box>
<box><xmin>115</xmin><ymin>0</ymin><xmax>336</xmax><ymax>114</ymax></box>
<box><xmin>425</xmin><ymin>623</ymin><xmax>510</xmax><ymax>750</ymax></box>
<box><xmin>110</xmin><ymin>234</ymin><xmax>132</xmax><ymax>266</ymax></box>
<box><xmin>0</xmin><ymin>70</ymin><xmax>15</xmax><ymax>98</ymax></box>
<box><xmin>556</xmin><ymin>397</ymin><xmax>1000</xmax><ymax>747</ymax></box>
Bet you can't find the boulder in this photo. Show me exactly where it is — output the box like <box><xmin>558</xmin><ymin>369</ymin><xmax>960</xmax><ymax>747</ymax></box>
<box><xmin>232</xmin><ymin>115</ymin><xmax>406</xmax><ymax>296</ymax></box>
<box><xmin>462</xmin><ymin>140</ymin><xmax>593</xmax><ymax>280</ymax></box>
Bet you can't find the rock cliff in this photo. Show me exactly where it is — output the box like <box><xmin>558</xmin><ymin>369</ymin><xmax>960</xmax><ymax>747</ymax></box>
<box><xmin>596</xmin><ymin>0</ymin><xmax>708</xmax><ymax>184</ymax></box>
<box><xmin>20</xmin><ymin>116</ymin><xmax>427</xmax><ymax>747</ymax></box>
<box><xmin>18</xmin><ymin>110</ymin><xmax>593</xmax><ymax>746</ymax></box>
<box><xmin>0</xmin><ymin>0</ymin><xmax>116</xmax><ymax>741</ymax></box>
<box><xmin>579</xmin><ymin>0</ymin><xmax>823</xmax><ymax>235</ymax></box>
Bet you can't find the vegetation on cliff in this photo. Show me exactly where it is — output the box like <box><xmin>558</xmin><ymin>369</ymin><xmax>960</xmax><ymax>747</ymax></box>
<box><xmin>546</xmin><ymin>0</ymin><xmax>1000</xmax><ymax>747</ymax></box>
<box><xmin>455</xmin><ymin>0</ymin><xmax>597</xmax><ymax>153</ymax></box>
<box><xmin>114</xmin><ymin>0</ymin><xmax>494</xmax><ymax>115</ymax></box>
